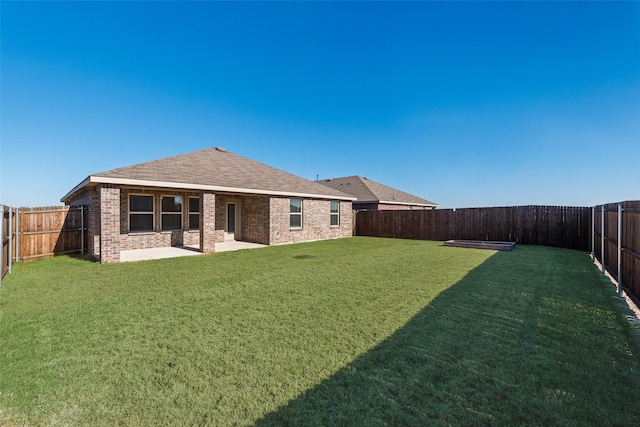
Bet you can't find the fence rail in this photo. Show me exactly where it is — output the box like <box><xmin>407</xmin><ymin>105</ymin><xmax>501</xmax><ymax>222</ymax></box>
<box><xmin>0</xmin><ymin>205</ymin><xmax>87</xmax><ymax>288</ymax></box>
<box><xmin>356</xmin><ymin>205</ymin><xmax>591</xmax><ymax>251</ymax></box>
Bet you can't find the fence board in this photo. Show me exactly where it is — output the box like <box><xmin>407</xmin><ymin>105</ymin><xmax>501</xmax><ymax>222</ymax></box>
<box><xmin>621</xmin><ymin>201</ymin><xmax>640</xmax><ymax>306</ymax></box>
<box><xmin>16</xmin><ymin>206</ymin><xmax>87</xmax><ymax>261</ymax></box>
<box><xmin>356</xmin><ymin>205</ymin><xmax>592</xmax><ymax>251</ymax></box>
<box><xmin>2</xmin><ymin>204</ymin><xmax>88</xmax><ymax>284</ymax></box>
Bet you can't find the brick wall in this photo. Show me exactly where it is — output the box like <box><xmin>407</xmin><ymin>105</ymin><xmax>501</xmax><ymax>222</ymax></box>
<box><xmin>241</xmin><ymin>195</ymin><xmax>270</xmax><ymax>244</ymax></box>
<box><xmin>68</xmin><ymin>186</ymin><xmax>353</xmax><ymax>261</ymax></box>
<box><xmin>201</xmin><ymin>192</ymin><xmax>216</xmax><ymax>254</ymax></box>
<box><xmin>89</xmin><ymin>189</ymin><xmax>100</xmax><ymax>259</ymax></box>
<box><xmin>215</xmin><ymin>194</ymin><xmax>270</xmax><ymax>245</ymax></box>
<box><xmin>270</xmin><ymin>197</ymin><xmax>352</xmax><ymax>245</ymax></box>
<box><xmin>118</xmin><ymin>188</ymin><xmax>202</xmax><ymax>250</ymax></box>
<box><xmin>66</xmin><ymin>188</ymin><xmax>101</xmax><ymax>260</ymax></box>
<box><xmin>99</xmin><ymin>185</ymin><xmax>120</xmax><ymax>263</ymax></box>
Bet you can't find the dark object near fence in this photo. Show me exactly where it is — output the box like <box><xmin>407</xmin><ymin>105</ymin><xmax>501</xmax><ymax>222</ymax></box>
<box><xmin>444</xmin><ymin>240</ymin><xmax>516</xmax><ymax>251</ymax></box>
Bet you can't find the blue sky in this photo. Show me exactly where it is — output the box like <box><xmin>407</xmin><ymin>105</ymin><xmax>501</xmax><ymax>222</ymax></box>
<box><xmin>1</xmin><ymin>1</ymin><xmax>639</xmax><ymax>208</ymax></box>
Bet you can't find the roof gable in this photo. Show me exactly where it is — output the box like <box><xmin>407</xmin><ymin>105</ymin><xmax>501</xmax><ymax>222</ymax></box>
<box><xmin>318</xmin><ymin>176</ymin><xmax>437</xmax><ymax>207</ymax></box>
<box><xmin>62</xmin><ymin>147</ymin><xmax>354</xmax><ymax>202</ymax></box>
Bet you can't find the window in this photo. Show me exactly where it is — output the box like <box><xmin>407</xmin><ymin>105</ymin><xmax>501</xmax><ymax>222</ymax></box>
<box><xmin>188</xmin><ymin>197</ymin><xmax>200</xmax><ymax>230</ymax></box>
<box><xmin>161</xmin><ymin>196</ymin><xmax>182</xmax><ymax>231</ymax></box>
<box><xmin>129</xmin><ymin>195</ymin><xmax>154</xmax><ymax>232</ymax></box>
<box><xmin>290</xmin><ymin>199</ymin><xmax>302</xmax><ymax>228</ymax></box>
<box><xmin>330</xmin><ymin>201</ymin><xmax>340</xmax><ymax>226</ymax></box>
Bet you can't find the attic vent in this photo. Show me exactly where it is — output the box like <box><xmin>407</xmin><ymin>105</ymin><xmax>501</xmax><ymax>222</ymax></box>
<box><xmin>215</xmin><ymin>146</ymin><xmax>228</xmax><ymax>152</ymax></box>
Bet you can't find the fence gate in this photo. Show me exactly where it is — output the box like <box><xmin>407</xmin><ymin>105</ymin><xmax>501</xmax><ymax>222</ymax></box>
<box><xmin>18</xmin><ymin>206</ymin><xmax>87</xmax><ymax>261</ymax></box>
<box><xmin>1</xmin><ymin>205</ymin><xmax>88</xmax><ymax>287</ymax></box>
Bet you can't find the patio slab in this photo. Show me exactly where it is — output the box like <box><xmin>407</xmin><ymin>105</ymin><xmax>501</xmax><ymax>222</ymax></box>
<box><xmin>120</xmin><ymin>246</ymin><xmax>202</xmax><ymax>262</ymax></box>
<box><xmin>215</xmin><ymin>241</ymin><xmax>267</xmax><ymax>252</ymax></box>
<box><xmin>120</xmin><ymin>241</ymin><xmax>266</xmax><ymax>262</ymax></box>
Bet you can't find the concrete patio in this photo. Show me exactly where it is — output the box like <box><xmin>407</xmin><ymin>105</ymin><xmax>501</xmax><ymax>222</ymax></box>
<box><xmin>120</xmin><ymin>241</ymin><xmax>266</xmax><ymax>262</ymax></box>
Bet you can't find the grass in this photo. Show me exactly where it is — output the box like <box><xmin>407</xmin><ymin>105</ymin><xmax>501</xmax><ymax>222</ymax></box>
<box><xmin>1</xmin><ymin>237</ymin><xmax>639</xmax><ymax>426</ymax></box>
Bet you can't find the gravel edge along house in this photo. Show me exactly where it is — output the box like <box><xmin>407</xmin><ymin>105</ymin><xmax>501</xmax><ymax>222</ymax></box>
<box><xmin>61</xmin><ymin>147</ymin><xmax>355</xmax><ymax>263</ymax></box>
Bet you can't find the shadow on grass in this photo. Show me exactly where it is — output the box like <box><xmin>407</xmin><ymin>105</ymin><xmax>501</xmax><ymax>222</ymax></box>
<box><xmin>256</xmin><ymin>247</ymin><xmax>640</xmax><ymax>426</ymax></box>
<box><xmin>68</xmin><ymin>252</ymin><xmax>98</xmax><ymax>263</ymax></box>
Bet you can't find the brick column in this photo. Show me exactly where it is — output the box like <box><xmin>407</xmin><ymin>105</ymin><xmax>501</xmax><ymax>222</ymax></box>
<box><xmin>200</xmin><ymin>192</ymin><xmax>216</xmax><ymax>254</ymax></box>
<box><xmin>99</xmin><ymin>185</ymin><xmax>121</xmax><ymax>263</ymax></box>
<box><xmin>89</xmin><ymin>189</ymin><xmax>101</xmax><ymax>259</ymax></box>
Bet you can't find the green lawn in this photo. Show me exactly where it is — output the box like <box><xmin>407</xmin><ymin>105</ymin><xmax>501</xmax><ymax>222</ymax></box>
<box><xmin>1</xmin><ymin>237</ymin><xmax>639</xmax><ymax>426</ymax></box>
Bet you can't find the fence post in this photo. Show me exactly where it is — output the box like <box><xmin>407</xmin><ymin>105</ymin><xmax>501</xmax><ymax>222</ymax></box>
<box><xmin>15</xmin><ymin>209</ymin><xmax>19</xmax><ymax>263</ymax></box>
<box><xmin>8</xmin><ymin>207</ymin><xmax>12</xmax><ymax>275</ymax></box>
<box><xmin>601</xmin><ymin>205</ymin><xmax>605</xmax><ymax>273</ymax></box>
<box><xmin>591</xmin><ymin>206</ymin><xmax>595</xmax><ymax>260</ymax></box>
<box><xmin>617</xmin><ymin>202</ymin><xmax>623</xmax><ymax>295</ymax></box>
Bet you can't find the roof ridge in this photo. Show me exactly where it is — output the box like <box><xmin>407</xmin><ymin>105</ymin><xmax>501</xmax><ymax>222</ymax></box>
<box><xmin>93</xmin><ymin>146</ymin><xmax>221</xmax><ymax>176</ymax></box>
<box><xmin>319</xmin><ymin>175</ymin><xmax>437</xmax><ymax>206</ymax></box>
<box><xmin>356</xmin><ymin>176</ymin><xmax>379</xmax><ymax>200</ymax></box>
<box><xmin>63</xmin><ymin>147</ymin><xmax>357</xmax><ymax>202</ymax></box>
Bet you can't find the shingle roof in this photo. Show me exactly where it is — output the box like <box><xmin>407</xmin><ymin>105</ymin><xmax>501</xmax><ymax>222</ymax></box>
<box><xmin>317</xmin><ymin>176</ymin><xmax>437</xmax><ymax>207</ymax></box>
<box><xmin>62</xmin><ymin>147</ymin><xmax>355</xmax><ymax>202</ymax></box>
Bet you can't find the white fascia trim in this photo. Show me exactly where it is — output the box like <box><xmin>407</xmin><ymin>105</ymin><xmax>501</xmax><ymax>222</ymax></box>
<box><xmin>61</xmin><ymin>176</ymin><xmax>357</xmax><ymax>202</ymax></box>
<box><xmin>357</xmin><ymin>199</ymin><xmax>438</xmax><ymax>207</ymax></box>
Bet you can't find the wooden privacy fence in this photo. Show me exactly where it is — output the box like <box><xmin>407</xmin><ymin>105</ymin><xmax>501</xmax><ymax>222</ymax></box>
<box><xmin>592</xmin><ymin>201</ymin><xmax>640</xmax><ymax>306</ymax></box>
<box><xmin>356</xmin><ymin>205</ymin><xmax>591</xmax><ymax>251</ymax></box>
<box><xmin>18</xmin><ymin>206</ymin><xmax>87</xmax><ymax>260</ymax></box>
<box><xmin>0</xmin><ymin>205</ymin><xmax>87</xmax><ymax>287</ymax></box>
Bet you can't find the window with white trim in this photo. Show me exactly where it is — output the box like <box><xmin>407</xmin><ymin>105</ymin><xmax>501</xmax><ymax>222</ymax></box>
<box><xmin>330</xmin><ymin>201</ymin><xmax>340</xmax><ymax>226</ymax></box>
<box><xmin>129</xmin><ymin>195</ymin><xmax>154</xmax><ymax>232</ymax></box>
<box><xmin>161</xmin><ymin>196</ymin><xmax>183</xmax><ymax>231</ymax></box>
<box><xmin>290</xmin><ymin>199</ymin><xmax>302</xmax><ymax>228</ymax></box>
<box><xmin>188</xmin><ymin>197</ymin><xmax>200</xmax><ymax>230</ymax></box>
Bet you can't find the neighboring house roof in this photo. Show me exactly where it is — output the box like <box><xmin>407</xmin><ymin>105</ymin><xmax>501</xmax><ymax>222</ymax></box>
<box><xmin>317</xmin><ymin>175</ymin><xmax>437</xmax><ymax>208</ymax></box>
<box><xmin>61</xmin><ymin>147</ymin><xmax>355</xmax><ymax>202</ymax></box>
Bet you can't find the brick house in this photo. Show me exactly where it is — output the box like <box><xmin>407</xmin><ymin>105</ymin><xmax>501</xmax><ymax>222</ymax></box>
<box><xmin>317</xmin><ymin>176</ymin><xmax>437</xmax><ymax>211</ymax></box>
<box><xmin>61</xmin><ymin>147</ymin><xmax>355</xmax><ymax>263</ymax></box>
